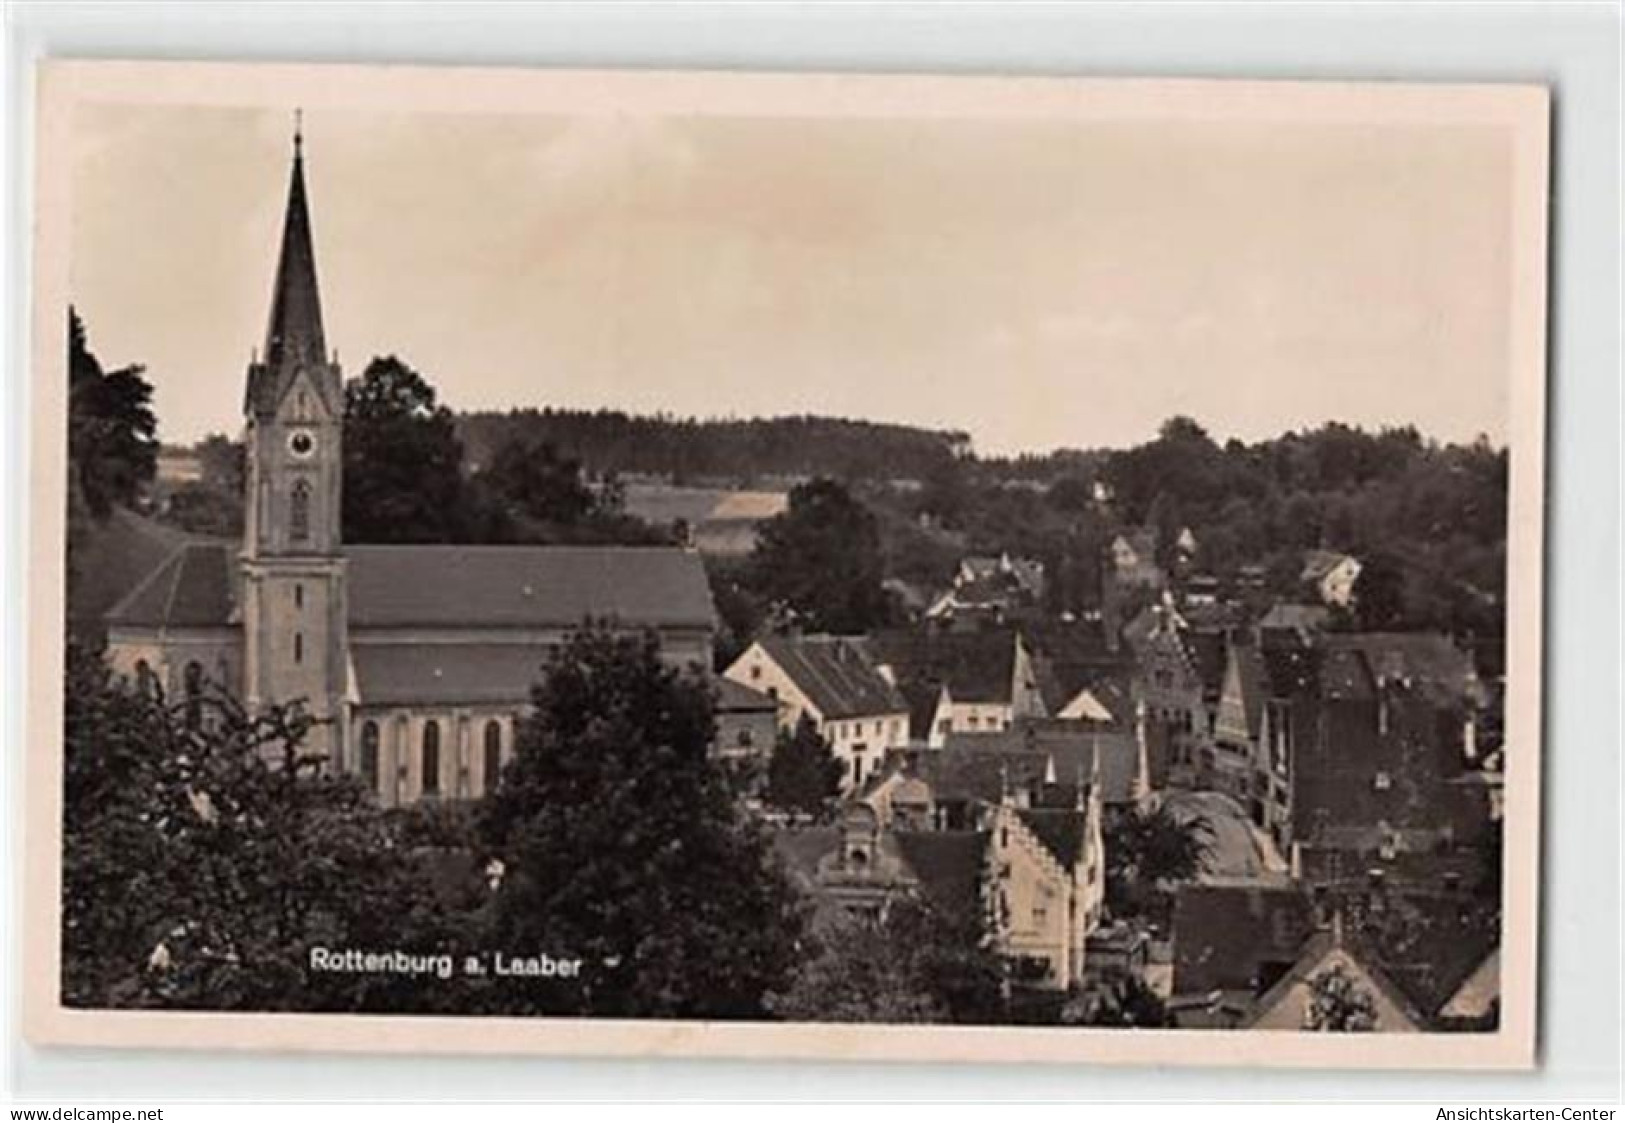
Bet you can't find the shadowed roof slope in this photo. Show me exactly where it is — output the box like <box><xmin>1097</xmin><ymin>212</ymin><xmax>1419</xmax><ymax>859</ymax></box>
<box><xmin>894</xmin><ymin>830</ymin><xmax>988</xmax><ymax>914</ymax></box>
<box><xmin>869</xmin><ymin>628</ymin><xmax>1022</xmax><ymax>704</ymax></box>
<box><xmin>344</xmin><ymin>545</ymin><xmax>715</xmax><ymax>630</ymax></box>
<box><xmin>754</xmin><ymin>634</ymin><xmax>907</xmax><ymax>719</ymax></box>
<box><xmin>1171</xmin><ymin>883</ymin><xmax>1315</xmax><ymax>998</ymax></box>
<box><xmin>1016</xmin><ymin>807</ymin><xmax>1091</xmax><ymax>868</ymax></box>
<box><xmin>106</xmin><ymin>541</ymin><xmax>238</xmax><ymax>629</ymax></box>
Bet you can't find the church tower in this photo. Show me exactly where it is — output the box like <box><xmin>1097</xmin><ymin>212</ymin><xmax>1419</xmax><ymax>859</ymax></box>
<box><xmin>241</xmin><ymin>121</ymin><xmax>349</xmax><ymax>764</ymax></box>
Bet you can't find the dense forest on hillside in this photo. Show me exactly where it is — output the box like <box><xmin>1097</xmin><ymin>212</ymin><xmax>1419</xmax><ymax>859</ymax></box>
<box><xmin>456</xmin><ymin>409</ymin><xmax>973</xmax><ymax>485</ymax></box>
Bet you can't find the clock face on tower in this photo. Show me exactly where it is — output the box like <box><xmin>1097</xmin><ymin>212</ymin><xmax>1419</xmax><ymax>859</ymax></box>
<box><xmin>287</xmin><ymin>429</ymin><xmax>317</xmax><ymax>460</ymax></box>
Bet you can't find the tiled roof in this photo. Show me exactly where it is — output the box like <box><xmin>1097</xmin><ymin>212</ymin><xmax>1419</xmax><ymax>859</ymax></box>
<box><xmin>1244</xmin><ymin>929</ymin><xmax>1423</xmax><ymax>1030</ymax></box>
<box><xmin>351</xmin><ymin>643</ymin><xmax>553</xmax><ymax>706</ymax></box>
<box><xmin>755</xmin><ymin>634</ymin><xmax>907</xmax><ymax>721</ymax></box>
<box><xmin>1258</xmin><ymin>602</ymin><xmax>1332</xmax><ymax>635</ymax></box>
<box><xmin>941</xmin><ymin>728</ymin><xmax>1143</xmax><ymax>806</ymax></box>
<box><xmin>894</xmin><ymin>830</ymin><xmax>988</xmax><ymax>915</ymax></box>
<box><xmin>1171</xmin><ymin>883</ymin><xmax>1316</xmax><ymax>998</ymax></box>
<box><xmin>1300</xmin><ymin>549</ymin><xmax>1354</xmax><ymax>583</ymax></box>
<box><xmin>1320</xmin><ymin>633</ymin><xmax>1481</xmax><ymax>708</ymax></box>
<box><xmin>902</xmin><ymin>744</ymin><xmax>1049</xmax><ymax>806</ymax></box>
<box><xmin>715</xmin><ymin>676</ymin><xmax>777</xmax><ymax>713</ymax></box>
<box><xmin>345</xmin><ymin>545</ymin><xmax>715</xmax><ymax>630</ymax></box>
<box><xmin>1016</xmin><ymin>807</ymin><xmax>1090</xmax><ymax>868</ymax></box>
<box><xmin>107</xmin><ymin>542</ymin><xmax>715</xmax><ymax>635</ymax></box>
<box><xmin>870</xmin><ymin>628</ymin><xmax>1021</xmax><ymax>705</ymax></box>
<box><xmin>106</xmin><ymin>542</ymin><xmax>239</xmax><ymax>630</ymax></box>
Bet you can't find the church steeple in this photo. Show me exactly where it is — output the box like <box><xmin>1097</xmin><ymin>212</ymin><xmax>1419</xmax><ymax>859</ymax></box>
<box><xmin>262</xmin><ymin>115</ymin><xmax>327</xmax><ymax>374</ymax></box>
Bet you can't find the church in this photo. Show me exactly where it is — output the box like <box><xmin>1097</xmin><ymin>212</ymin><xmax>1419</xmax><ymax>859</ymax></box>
<box><xmin>103</xmin><ymin>128</ymin><xmax>718</xmax><ymax>806</ymax></box>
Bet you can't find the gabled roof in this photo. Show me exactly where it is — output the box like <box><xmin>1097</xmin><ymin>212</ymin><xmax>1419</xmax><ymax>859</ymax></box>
<box><xmin>768</xmin><ymin>825</ymin><xmax>988</xmax><ymax>917</ymax></box>
<box><xmin>715</xmin><ymin>676</ymin><xmax>777</xmax><ymax>713</ymax></box>
<box><xmin>1257</xmin><ymin>601</ymin><xmax>1332</xmax><ymax>637</ymax></box>
<box><xmin>897</xmin><ymin>743</ymin><xmax>1049</xmax><ymax>807</ymax></box>
<box><xmin>1244</xmin><ymin>928</ymin><xmax>1425</xmax><ymax>1031</ymax></box>
<box><xmin>941</xmin><ymin>728</ymin><xmax>1143</xmax><ymax>806</ymax></box>
<box><xmin>869</xmin><ymin>627</ymin><xmax>1022</xmax><ymax>705</ymax></box>
<box><xmin>893</xmin><ymin>830</ymin><xmax>988</xmax><ymax>915</ymax></box>
<box><xmin>1015</xmin><ymin>807</ymin><xmax>1091</xmax><ymax>868</ymax></box>
<box><xmin>107</xmin><ymin>543</ymin><xmax>716</xmax><ymax>635</ymax></box>
<box><xmin>1171</xmin><ymin>883</ymin><xmax>1316</xmax><ymax>998</ymax></box>
<box><xmin>1320</xmin><ymin>633</ymin><xmax>1481</xmax><ymax>708</ymax></box>
<box><xmin>1438</xmin><ymin>947</ymin><xmax>1500</xmax><ymax>1021</ymax></box>
<box><xmin>106</xmin><ymin>541</ymin><xmax>239</xmax><ymax>630</ymax></box>
<box><xmin>754</xmin><ymin>634</ymin><xmax>907</xmax><ymax>720</ymax></box>
<box><xmin>74</xmin><ymin>509</ymin><xmax>205</xmax><ymax>640</ymax></box>
<box><xmin>346</xmin><ymin>545</ymin><xmax>715</xmax><ymax>630</ymax></box>
<box><xmin>1301</xmin><ymin>549</ymin><xmax>1356</xmax><ymax>583</ymax></box>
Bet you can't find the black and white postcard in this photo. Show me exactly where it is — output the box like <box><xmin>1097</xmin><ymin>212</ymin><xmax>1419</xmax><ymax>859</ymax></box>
<box><xmin>23</xmin><ymin>60</ymin><xmax>1549</xmax><ymax>1068</ymax></box>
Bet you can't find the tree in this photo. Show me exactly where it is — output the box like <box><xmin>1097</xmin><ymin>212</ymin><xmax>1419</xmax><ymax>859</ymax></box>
<box><xmin>1304</xmin><ymin>962</ymin><xmax>1378</xmax><ymax>1032</ymax></box>
<box><xmin>765</xmin><ymin>717</ymin><xmax>843</xmax><ymax>819</ymax></box>
<box><xmin>1353</xmin><ymin>550</ymin><xmax>1407</xmax><ymax>630</ymax></box>
<box><xmin>68</xmin><ymin>307</ymin><xmax>158</xmax><ymax>518</ymax></box>
<box><xmin>477</xmin><ymin>627</ymin><xmax>804</xmax><ymax>1019</ymax></box>
<box><xmin>1104</xmin><ymin>804</ymin><xmax>1213</xmax><ymax>923</ymax></box>
<box><xmin>61</xmin><ymin>645</ymin><xmax>440</xmax><ymax>1013</ymax></box>
<box><xmin>195</xmin><ymin>433</ymin><xmax>246</xmax><ymax>496</ymax></box>
<box><xmin>1067</xmin><ymin>973</ymin><xmax>1169</xmax><ymax>1027</ymax></box>
<box><xmin>342</xmin><ymin>356</ymin><xmax>470</xmax><ymax>543</ymax></box>
<box><xmin>768</xmin><ymin>893</ymin><xmax>1006</xmax><ymax>1024</ymax></box>
<box><xmin>482</xmin><ymin>436</ymin><xmax>597</xmax><ymax>526</ymax></box>
<box><xmin>749</xmin><ymin>478</ymin><xmax>891</xmax><ymax>633</ymax></box>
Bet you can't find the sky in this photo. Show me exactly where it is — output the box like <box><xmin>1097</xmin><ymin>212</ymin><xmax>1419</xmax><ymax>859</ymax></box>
<box><xmin>68</xmin><ymin>101</ymin><xmax>1513</xmax><ymax>455</ymax></box>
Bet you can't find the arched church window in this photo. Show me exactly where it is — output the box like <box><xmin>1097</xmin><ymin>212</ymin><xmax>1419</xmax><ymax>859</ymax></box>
<box><xmin>421</xmin><ymin>720</ymin><xmax>441</xmax><ymax>796</ymax></box>
<box><xmin>483</xmin><ymin>720</ymin><xmax>502</xmax><ymax>795</ymax></box>
<box><xmin>360</xmin><ymin>721</ymin><xmax>380</xmax><ymax>793</ymax></box>
<box><xmin>183</xmin><ymin>660</ymin><xmax>203</xmax><ymax>728</ymax></box>
<box><xmin>290</xmin><ymin>479</ymin><xmax>312</xmax><ymax>543</ymax></box>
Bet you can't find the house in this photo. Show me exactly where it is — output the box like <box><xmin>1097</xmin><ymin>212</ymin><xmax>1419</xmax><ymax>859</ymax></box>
<box><xmin>870</xmin><ymin>628</ymin><xmax>1047</xmax><ymax>747</ymax></box>
<box><xmin>103</xmin><ymin>130</ymin><xmax>717</xmax><ymax>808</ymax></box>
<box><xmin>773</xmin><ymin>779</ymin><xmax>1106</xmax><ymax>990</ymax></box>
<box><xmin>1256</xmin><ymin>601</ymin><xmax>1331</xmax><ymax>645</ymax></box>
<box><xmin>1171</xmin><ymin>882</ymin><xmax>1498</xmax><ymax>1030</ymax></box>
<box><xmin>713</xmin><ymin>677</ymin><xmax>779</xmax><ymax>761</ymax></box>
<box><xmin>1108</xmin><ymin>530</ymin><xmax>1164</xmax><ymax>590</ymax></box>
<box><xmin>722</xmin><ymin>634</ymin><xmax>910</xmax><ymax>790</ymax></box>
<box><xmin>925</xmin><ymin>553</ymin><xmax>1046</xmax><ymax>622</ymax></box>
<box><xmin>1122</xmin><ymin>598</ymin><xmax>1211</xmax><ymax>781</ymax></box>
<box><xmin>1301</xmin><ymin>549</ymin><xmax>1362</xmax><ymax>609</ymax></box>
<box><xmin>941</xmin><ymin>724</ymin><xmax>1153</xmax><ymax>816</ymax></box>
<box><xmin>1243</xmin><ymin>922</ymin><xmax>1425</xmax><ymax>1032</ymax></box>
<box><xmin>1168</xmin><ymin>883</ymin><xmax>1317</xmax><ymax>1027</ymax></box>
<box><xmin>1436</xmin><ymin>947</ymin><xmax>1500</xmax><ymax>1031</ymax></box>
<box><xmin>1283</xmin><ymin>633</ymin><xmax>1484</xmax><ymax>867</ymax></box>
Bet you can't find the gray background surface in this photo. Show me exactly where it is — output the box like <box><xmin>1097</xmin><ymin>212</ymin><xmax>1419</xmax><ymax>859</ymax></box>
<box><xmin>3</xmin><ymin>0</ymin><xmax>1619</xmax><ymax>1103</ymax></box>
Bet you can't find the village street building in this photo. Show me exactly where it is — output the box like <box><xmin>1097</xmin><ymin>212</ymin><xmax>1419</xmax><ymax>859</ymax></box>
<box><xmin>722</xmin><ymin>634</ymin><xmax>910</xmax><ymax>790</ymax></box>
<box><xmin>869</xmin><ymin>628</ymin><xmax>1048</xmax><ymax>747</ymax></box>
<box><xmin>776</xmin><ymin>760</ymin><xmax>1108</xmax><ymax>990</ymax></box>
<box><xmin>103</xmin><ymin>129</ymin><xmax>716</xmax><ymax>805</ymax></box>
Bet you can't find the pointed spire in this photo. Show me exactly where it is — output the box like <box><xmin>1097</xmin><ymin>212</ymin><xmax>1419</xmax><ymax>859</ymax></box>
<box><xmin>262</xmin><ymin>114</ymin><xmax>326</xmax><ymax>374</ymax></box>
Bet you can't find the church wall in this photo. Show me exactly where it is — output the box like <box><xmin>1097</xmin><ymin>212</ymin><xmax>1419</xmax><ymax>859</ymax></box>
<box><xmin>106</xmin><ymin>627</ymin><xmax>242</xmax><ymax>702</ymax></box>
<box><xmin>351</xmin><ymin>706</ymin><xmax>517</xmax><ymax>806</ymax></box>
